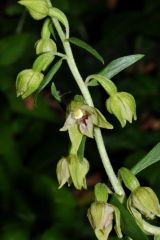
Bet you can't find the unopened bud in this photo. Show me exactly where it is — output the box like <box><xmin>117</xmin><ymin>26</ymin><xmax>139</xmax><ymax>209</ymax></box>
<box><xmin>106</xmin><ymin>92</ymin><xmax>137</xmax><ymax>127</ymax></box>
<box><xmin>16</xmin><ymin>69</ymin><xmax>44</xmax><ymax>99</ymax></box>
<box><xmin>36</xmin><ymin>38</ymin><xmax>57</xmax><ymax>55</ymax></box>
<box><xmin>18</xmin><ymin>0</ymin><xmax>49</xmax><ymax>20</ymax></box>
<box><xmin>56</xmin><ymin>157</ymin><xmax>70</xmax><ymax>188</ymax></box>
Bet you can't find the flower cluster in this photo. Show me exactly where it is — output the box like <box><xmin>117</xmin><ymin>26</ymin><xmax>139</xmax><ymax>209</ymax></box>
<box><xmin>16</xmin><ymin>18</ymin><xmax>57</xmax><ymax>99</ymax></box>
<box><xmin>120</xmin><ymin>167</ymin><xmax>160</xmax><ymax>235</ymax></box>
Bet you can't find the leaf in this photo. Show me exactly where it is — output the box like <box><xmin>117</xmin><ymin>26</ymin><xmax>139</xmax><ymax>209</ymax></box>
<box><xmin>35</xmin><ymin>58</ymin><xmax>63</xmax><ymax>103</ymax></box>
<box><xmin>131</xmin><ymin>143</ymin><xmax>160</xmax><ymax>175</ymax></box>
<box><xmin>110</xmin><ymin>195</ymin><xmax>148</xmax><ymax>240</ymax></box>
<box><xmin>100</xmin><ymin>54</ymin><xmax>144</xmax><ymax>79</ymax></box>
<box><xmin>77</xmin><ymin>136</ymin><xmax>86</xmax><ymax>161</ymax></box>
<box><xmin>51</xmin><ymin>82</ymin><xmax>61</xmax><ymax>102</ymax></box>
<box><xmin>67</xmin><ymin>37</ymin><xmax>104</xmax><ymax>64</ymax></box>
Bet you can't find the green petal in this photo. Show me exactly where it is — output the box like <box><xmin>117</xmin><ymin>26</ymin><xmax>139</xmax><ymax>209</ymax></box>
<box><xmin>112</xmin><ymin>205</ymin><xmax>123</xmax><ymax>238</ymax></box>
<box><xmin>93</xmin><ymin>108</ymin><xmax>113</xmax><ymax>129</ymax></box>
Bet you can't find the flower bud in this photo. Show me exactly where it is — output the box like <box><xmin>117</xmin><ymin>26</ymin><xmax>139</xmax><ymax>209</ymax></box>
<box><xmin>87</xmin><ymin>202</ymin><xmax>114</xmax><ymax>240</ymax></box>
<box><xmin>106</xmin><ymin>92</ymin><xmax>137</xmax><ymax>127</ymax></box>
<box><xmin>128</xmin><ymin>187</ymin><xmax>160</xmax><ymax>220</ymax></box>
<box><xmin>119</xmin><ymin>167</ymin><xmax>140</xmax><ymax>192</ymax></box>
<box><xmin>32</xmin><ymin>52</ymin><xmax>54</xmax><ymax>72</ymax></box>
<box><xmin>35</xmin><ymin>38</ymin><xmax>57</xmax><ymax>55</ymax></box>
<box><xmin>18</xmin><ymin>0</ymin><xmax>49</xmax><ymax>20</ymax></box>
<box><xmin>56</xmin><ymin>157</ymin><xmax>70</xmax><ymax>188</ymax></box>
<box><xmin>16</xmin><ymin>69</ymin><xmax>44</xmax><ymax>99</ymax></box>
<box><xmin>68</xmin><ymin>155</ymin><xmax>89</xmax><ymax>190</ymax></box>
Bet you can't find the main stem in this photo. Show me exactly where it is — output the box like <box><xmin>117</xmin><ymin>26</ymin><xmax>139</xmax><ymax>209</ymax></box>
<box><xmin>48</xmin><ymin>2</ymin><xmax>124</xmax><ymax>197</ymax></box>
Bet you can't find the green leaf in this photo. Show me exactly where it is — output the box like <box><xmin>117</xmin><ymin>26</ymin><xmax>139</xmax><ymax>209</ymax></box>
<box><xmin>131</xmin><ymin>143</ymin><xmax>160</xmax><ymax>175</ymax></box>
<box><xmin>77</xmin><ymin>136</ymin><xmax>86</xmax><ymax>161</ymax></box>
<box><xmin>67</xmin><ymin>37</ymin><xmax>104</xmax><ymax>64</ymax></box>
<box><xmin>100</xmin><ymin>54</ymin><xmax>144</xmax><ymax>79</ymax></box>
<box><xmin>51</xmin><ymin>82</ymin><xmax>61</xmax><ymax>102</ymax></box>
<box><xmin>35</xmin><ymin>58</ymin><xmax>63</xmax><ymax>103</ymax></box>
<box><xmin>110</xmin><ymin>195</ymin><xmax>148</xmax><ymax>240</ymax></box>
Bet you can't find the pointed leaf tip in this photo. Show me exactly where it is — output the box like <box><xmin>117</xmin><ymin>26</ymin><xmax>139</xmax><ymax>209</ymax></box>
<box><xmin>67</xmin><ymin>37</ymin><xmax>104</xmax><ymax>64</ymax></box>
<box><xmin>100</xmin><ymin>54</ymin><xmax>145</xmax><ymax>79</ymax></box>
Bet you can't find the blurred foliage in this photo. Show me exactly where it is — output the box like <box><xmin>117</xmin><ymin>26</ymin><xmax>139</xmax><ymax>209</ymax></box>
<box><xmin>1</xmin><ymin>0</ymin><xmax>160</xmax><ymax>239</ymax></box>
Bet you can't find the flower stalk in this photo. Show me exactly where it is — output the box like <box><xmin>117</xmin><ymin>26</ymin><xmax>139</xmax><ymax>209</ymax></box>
<box><xmin>47</xmin><ymin>0</ymin><xmax>124</xmax><ymax>197</ymax></box>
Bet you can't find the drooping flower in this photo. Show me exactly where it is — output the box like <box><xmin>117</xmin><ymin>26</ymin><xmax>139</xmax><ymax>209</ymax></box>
<box><xmin>87</xmin><ymin>183</ymin><xmax>122</xmax><ymax>240</ymax></box>
<box><xmin>56</xmin><ymin>154</ymin><xmax>89</xmax><ymax>190</ymax></box>
<box><xmin>128</xmin><ymin>187</ymin><xmax>160</xmax><ymax>220</ymax></box>
<box><xmin>106</xmin><ymin>92</ymin><xmax>137</xmax><ymax>127</ymax></box>
<box><xmin>18</xmin><ymin>0</ymin><xmax>49</xmax><ymax>20</ymax></box>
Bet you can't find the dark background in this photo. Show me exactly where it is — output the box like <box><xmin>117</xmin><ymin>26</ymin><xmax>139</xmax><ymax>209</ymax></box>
<box><xmin>0</xmin><ymin>0</ymin><xmax>160</xmax><ymax>239</ymax></box>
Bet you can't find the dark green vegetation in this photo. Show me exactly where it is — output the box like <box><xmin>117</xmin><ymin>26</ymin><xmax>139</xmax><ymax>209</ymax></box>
<box><xmin>1</xmin><ymin>0</ymin><xmax>160</xmax><ymax>239</ymax></box>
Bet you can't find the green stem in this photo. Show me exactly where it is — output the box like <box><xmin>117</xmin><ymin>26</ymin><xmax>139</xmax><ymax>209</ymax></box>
<box><xmin>48</xmin><ymin>1</ymin><xmax>124</xmax><ymax>197</ymax></box>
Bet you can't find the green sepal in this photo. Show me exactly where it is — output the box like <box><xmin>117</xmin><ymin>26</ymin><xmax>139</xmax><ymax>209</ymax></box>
<box><xmin>56</xmin><ymin>157</ymin><xmax>70</xmax><ymax>188</ymax></box>
<box><xmin>77</xmin><ymin>136</ymin><xmax>86</xmax><ymax>161</ymax></box>
<box><xmin>93</xmin><ymin>108</ymin><xmax>114</xmax><ymax>129</ymax></box>
<box><xmin>86</xmin><ymin>74</ymin><xmax>117</xmax><ymax>96</ymax></box>
<box><xmin>112</xmin><ymin>205</ymin><xmax>123</xmax><ymax>238</ymax></box>
<box><xmin>68</xmin><ymin>155</ymin><xmax>89</xmax><ymax>190</ymax></box>
<box><xmin>68</xmin><ymin>95</ymin><xmax>85</xmax><ymax>112</ymax></box>
<box><xmin>68</xmin><ymin>124</ymin><xmax>83</xmax><ymax>153</ymax></box>
<box><xmin>94</xmin><ymin>183</ymin><xmax>108</xmax><ymax>202</ymax></box>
